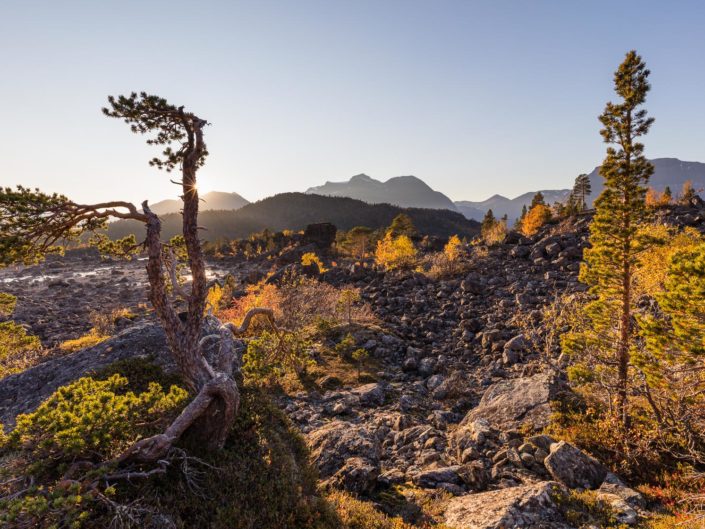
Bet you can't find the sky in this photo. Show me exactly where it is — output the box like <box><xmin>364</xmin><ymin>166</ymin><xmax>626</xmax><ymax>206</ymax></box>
<box><xmin>2</xmin><ymin>0</ymin><xmax>705</xmax><ymax>206</ymax></box>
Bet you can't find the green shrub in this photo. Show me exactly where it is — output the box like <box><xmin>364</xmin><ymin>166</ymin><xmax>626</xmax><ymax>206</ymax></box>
<box><xmin>0</xmin><ymin>321</ymin><xmax>42</xmax><ymax>378</ymax></box>
<box><xmin>0</xmin><ymin>292</ymin><xmax>17</xmax><ymax>316</ymax></box>
<box><xmin>9</xmin><ymin>374</ymin><xmax>187</xmax><ymax>466</ymax></box>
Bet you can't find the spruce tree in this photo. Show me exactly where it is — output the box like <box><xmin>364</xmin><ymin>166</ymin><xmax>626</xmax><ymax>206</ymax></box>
<box><xmin>387</xmin><ymin>213</ymin><xmax>417</xmax><ymax>238</ymax></box>
<box><xmin>530</xmin><ymin>192</ymin><xmax>545</xmax><ymax>208</ymax></box>
<box><xmin>565</xmin><ymin>50</ymin><xmax>654</xmax><ymax>428</ymax></box>
<box><xmin>573</xmin><ymin>174</ymin><xmax>592</xmax><ymax>211</ymax></box>
<box><xmin>481</xmin><ymin>209</ymin><xmax>497</xmax><ymax>236</ymax></box>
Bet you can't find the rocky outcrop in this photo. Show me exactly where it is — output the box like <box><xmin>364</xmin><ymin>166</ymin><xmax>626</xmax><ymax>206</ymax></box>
<box><xmin>459</xmin><ymin>371</ymin><xmax>567</xmax><ymax>431</ymax></box>
<box><xmin>0</xmin><ymin>322</ymin><xmax>173</xmax><ymax>427</ymax></box>
<box><xmin>307</xmin><ymin>420</ymin><xmax>381</xmax><ymax>494</ymax></box>
<box><xmin>444</xmin><ymin>481</ymin><xmax>572</xmax><ymax>529</ymax></box>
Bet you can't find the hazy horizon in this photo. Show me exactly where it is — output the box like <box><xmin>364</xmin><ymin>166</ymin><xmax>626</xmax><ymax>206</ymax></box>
<box><xmin>3</xmin><ymin>0</ymin><xmax>705</xmax><ymax>206</ymax></box>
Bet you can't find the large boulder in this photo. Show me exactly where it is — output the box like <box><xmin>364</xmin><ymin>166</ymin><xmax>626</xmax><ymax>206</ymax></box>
<box><xmin>303</xmin><ymin>222</ymin><xmax>337</xmax><ymax>250</ymax></box>
<box><xmin>0</xmin><ymin>322</ymin><xmax>173</xmax><ymax>427</ymax></box>
<box><xmin>444</xmin><ymin>481</ymin><xmax>572</xmax><ymax>529</ymax></box>
<box><xmin>307</xmin><ymin>420</ymin><xmax>381</xmax><ymax>494</ymax></box>
<box><xmin>459</xmin><ymin>372</ymin><xmax>567</xmax><ymax>432</ymax></box>
<box><xmin>544</xmin><ymin>441</ymin><xmax>607</xmax><ymax>489</ymax></box>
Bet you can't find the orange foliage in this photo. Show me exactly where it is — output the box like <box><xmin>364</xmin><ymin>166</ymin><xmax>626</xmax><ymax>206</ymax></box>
<box><xmin>521</xmin><ymin>204</ymin><xmax>552</xmax><ymax>236</ymax></box>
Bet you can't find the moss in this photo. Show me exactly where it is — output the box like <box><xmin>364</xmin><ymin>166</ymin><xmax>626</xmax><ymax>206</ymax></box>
<box><xmin>551</xmin><ymin>488</ymin><xmax>627</xmax><ymax>528</ymax></box>
<box><xmin>92</xmin><ymin>356</ymin><xmax>181</xmax><ymax>393</ymax></box>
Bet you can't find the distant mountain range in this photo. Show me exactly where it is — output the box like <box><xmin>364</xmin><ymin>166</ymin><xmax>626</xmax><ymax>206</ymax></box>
<box><xmin>143</xmin><ymin>158</ymin><xmax>705</xmax><ymax>227</ymax></box>
<box><xmin>110</xmin><ymin>193</ymin><xmax>480</xmax><ymax>241</ymax></box>
<box><xmin>149</xmin><ymin>191</ymin><xmax>249</xmax><ymax>216</ymax></box>
<box><xmin>455</xmin><ymin>190</ymin><xmax>572</xmax><ymax>223</ymax></box>
<box><xmin>305</xmin><ymin>174</ymin><xmax>458</xmax><ymax>211</ymax></box>
<box><xmin>457</xmin><ymin>158</ymin><xmax>705</xmax><ymax>221</ymax></box>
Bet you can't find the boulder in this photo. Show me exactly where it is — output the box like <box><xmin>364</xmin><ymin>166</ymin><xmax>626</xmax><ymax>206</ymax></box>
<box><xmin>459</xmin><ymin>372</ymin><xmax>567</xmax><ymax>431</ymax></box>
<box><xmin>544</xmin><ymin>441</ymin><xmax>607</xmax><ymax>489</ymax></box>
<box><xmin>307</xmin><ymin>421</ymin><xmax>381</xmax><ymax>494</ymax></box>
<box><xmin>412</xmin><ymin>465</ymin><xmax>462</xmax><ymax>488</ymax></box>
<box><xmin>0</xmin><ymin>322</ymin><xmax>174</xmax><ymax>427</ymax></box>
<box><xmin>303</xmin><ymin>222</ymin><xmax>337</xmax><ymax>249</ymax></box>
<box><xmin>444</xmin><ymin>481</ymin><xmax>572</xmax><ymax>529</ymax></box>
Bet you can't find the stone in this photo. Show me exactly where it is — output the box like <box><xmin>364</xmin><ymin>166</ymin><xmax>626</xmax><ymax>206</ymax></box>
<box><xmin>412</xmin><ymin>466</ymin><xmax>462</xmax><ymax>488</ymax></box>
<box><xmin>459</xmin><ymin>372</ymin><xmax>567</xmax><ymax>431</ymax></box>
<box><xmin>444</xmin><ymin>481</ymin><xmax>572</xmax><ymax>529</ymax></box>
<box><xmin>353</xmin><ymin>382</ymin><xmax>387</xmax><ymax>407</ymax></box>
<box><xmin>457</xmin><ymin>461</ymin><xmax>489</xmax><ymax>491</ymax></box>
<box><xmin>329</xmin><ymin>457</ymin><xmax>379</xmax><ymax>494</ymax></box>
<box><xmin>544</xmin><ymin>441</ymin><xmax>607</xmax><ymax>489</ymax></box>
<box><xmin>307</xmin><ymin>421</ymin><xmax>380</xmax><ymax>493</ymax></box>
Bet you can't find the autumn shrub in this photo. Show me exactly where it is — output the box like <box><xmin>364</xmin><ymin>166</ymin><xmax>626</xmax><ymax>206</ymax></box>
<box><xmin>302</xmin><ymin>251</ymin><xmax>327</xmax><ymax>272</ymax></box>
<box><xmin>521</xmin><ymin>203</ymin><xmax>552</xmax><ymax>236</ymax></box>
<box><xmin>375</xmin><ymin>233</ymin><xmax>417</xmax><ymax>270</ymax></box>
<box><xmin>244</xmin><ymin>329</ymin><xmax>313</xmax><ymax>382</ymax></box>
<box><xmin>482</xmin><ymin>219</ymin><xmax>508</xmax><ymax>245</ymax></box>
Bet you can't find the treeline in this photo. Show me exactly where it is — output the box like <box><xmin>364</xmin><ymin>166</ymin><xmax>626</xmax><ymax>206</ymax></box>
<box><xmin>106</xmin><ymin>193</ymin><xmax>480</xmax><ymax>241</ymax></box>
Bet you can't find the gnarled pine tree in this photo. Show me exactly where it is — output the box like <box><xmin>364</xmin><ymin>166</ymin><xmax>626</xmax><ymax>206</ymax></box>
<box><xmin>564</xmin><ymin>51</ymin><xmax>654</xmax><ymax>429</ymax></box>
<box><xmin>0</xmin><ymin>93</ymin><xmax>277</xmax><ymax>463</ymax></box>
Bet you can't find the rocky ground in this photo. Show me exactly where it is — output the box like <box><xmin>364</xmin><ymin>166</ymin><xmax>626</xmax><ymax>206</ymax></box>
<box><xmin>2</xmin><ymin>204</ymin><xmax>704</xmax><ymax>528</ymax></box>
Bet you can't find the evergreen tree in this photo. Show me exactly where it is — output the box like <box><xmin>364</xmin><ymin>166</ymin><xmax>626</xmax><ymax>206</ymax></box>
<box><xmin>663</xmin><ymin>186</ymin><xmax>672</xmax><ymax>204</ymax></box>
<box><xmin>530</xmin><ymin>192</ymin><xmax>545</xmax><ymax>208</ymax></box>
<box><xmin>481</xmin><ymin>209</ymin><xmax>497</xmax><ymax>236</ymax></box>
<box><xmin>564</xmin><ymin>50</ymin><xmax>655</xmax><ymax>428</ymax></box>
<box><xmin>387</xmin><ymin>213</ymin><xmax>417</xmax><ymax>238</ymax></box>
<box><xmin>573</xmin><ymin>174</ymin><xmax>592</xmax><ymax>211</ymax></box>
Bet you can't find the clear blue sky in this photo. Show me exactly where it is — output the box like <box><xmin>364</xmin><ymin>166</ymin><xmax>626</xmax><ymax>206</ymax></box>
<box><xmin>2</xmin><ymin>0</ymin><xmax>704</xmax><ymax>205</ymax></box>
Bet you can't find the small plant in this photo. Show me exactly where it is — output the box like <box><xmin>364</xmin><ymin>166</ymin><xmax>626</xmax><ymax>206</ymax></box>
<box><xmin>337</xmin><ymin>289</ymin><xmax>361</xmax><ymax>325</ymax></box>
<box><xmin>335</xmin><ymin>333</ymin><xmax>357</xmax><ymax>359</ymax></box>
<box><xmin>351</xmin><ymin>348</ymin><xmax>369</xmax><ymax>379</ymax></box>
<box><xmin>301</xmin><ymin>251</ymin><xmax>326</xmax><ymax>272</ymax></box>
<box><xmin>59</xmin><ymin>330</ymin><xmax>109</xmax><ymax>352</ymax></box>
<box><xmin>0</xmin><ymin>321</ymin><xmax>42</xmax><ymax>378</ymax></box>
<box><xmin>0</xmin><ymin>292</ymin><xmax>17</xmax><ymax>316</ymax></box>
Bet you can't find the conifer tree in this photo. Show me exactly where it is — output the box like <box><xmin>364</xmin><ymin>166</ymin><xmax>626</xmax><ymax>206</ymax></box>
<box><xmin>387</xmin><ymin>213</ymin><xmax>417</xmax><ymax>238</ymax></box>
<box><xmin>573</xmin><ymin>174</ymin><xmax>592</xmax><ymax>211</ymax></box>
<box><xmin>564</xmin><ymin>51</ymin><xmax>654</xmax><ymax>428</ymax></box>
<box><xmin>481</xmin><ymin>209</ymin><xmax>496</xmax><ymax>234</ymax></box>
<box><xmin>663</xmin><ymin>186</ymin><xmax>672</xmax><ymax>204</ymax></box>
<box><xmin>530</xmin><ymin>191</ymin><xmax>545</xmax><ymax>208</ymax></box>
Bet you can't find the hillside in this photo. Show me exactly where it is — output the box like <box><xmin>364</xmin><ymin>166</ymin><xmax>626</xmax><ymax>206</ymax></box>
<box><xmin>108</xmin><ymin>192</ymin><xmax>479</xmax><ymax>241</ymax></box>
<box><xmin>149</xmin><ymin>190</ymin><xmax>249</xmax><ymax>216</ymax></box>
<box><xmin>306</xmin><ymin>173</ymin><xmax>458</xmax><ymax>211</ymax></box>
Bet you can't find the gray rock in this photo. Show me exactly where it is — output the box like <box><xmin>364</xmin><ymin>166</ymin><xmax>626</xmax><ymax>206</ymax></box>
<box><xmin>307</xmin><ymin>421</ymin><xmax>381</xmax><ymax>493</ymax></box>
<box><xmin>444</xmin><ymin>481</ymin><xmax>572</xmax><ymax>529</ymax></box>
<box><xmin>353</xmin><ymin>382</ymin><xmax>387</xmax><ymax>407</ymax></box>
<box><xmin>459</xmin><ymin>372</ymin><xmax>566</xmax><ymax>431</ymax></box>
<box><xmin>544</xmin><ymin>441</ymin><xmax>607</xmax><ymax>489</ymax></box>
<box><xmin>413</xmin><ymin>466</ymin><xmax>462</xmax><ymax>488</ymax></box>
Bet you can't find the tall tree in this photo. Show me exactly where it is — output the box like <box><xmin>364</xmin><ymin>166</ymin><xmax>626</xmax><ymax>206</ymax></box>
<box><xmin>387</xmin><ymin>213</ymin><xmax>417</xmax><ymax>238</ymax></box>
<box><xmin>481</xmin><ymin>209</ymin><xmax>496</xmax><ymax>235</ymax></box>
<box><xmin>0</xmin><ymin>93</ymin><xmax>278</xmax><ymax>464</ymax></box>
<box><xmin>573</xmin><ymin>174</ymin><xmax>592</xmax><ymax>211</ymax></box>
<box><xmin>530</xmin><ymin>192</ymin><xmax>545</xmax><ymax>208</ymax></box>
<box><xmin>565</xmin><ymin>51</ymin><xmax>655</xmax><ymax>428</ymax></box>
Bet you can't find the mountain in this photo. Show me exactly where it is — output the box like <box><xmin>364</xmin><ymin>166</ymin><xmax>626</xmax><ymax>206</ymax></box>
<box><xmin>455</xmin><ymin>158</ymin><xmax>705</xmax><ymax>222</ymax></box>
<box><xmin>455</xmin><ymin>190</ymin><xmax>571</xmax><ymax>223</ymax></box>
<box><xmin>108</xmin><ymin>192</ymin><xmax>479</xmax><ymax>241</ymax></box>
<box><xmin>305</xmin><ymin>174</ymin><xmax>458</xmax><ymax>211</ymax></box>
<box><xmin>584</xmin><ymin>157</ymin><xmax>705</xmax><ymax>203</ymax></box>
<box><xmin>149</xmin><ymin>191</ymin><xmax>249</xmax><ymax>216</ymax></box>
